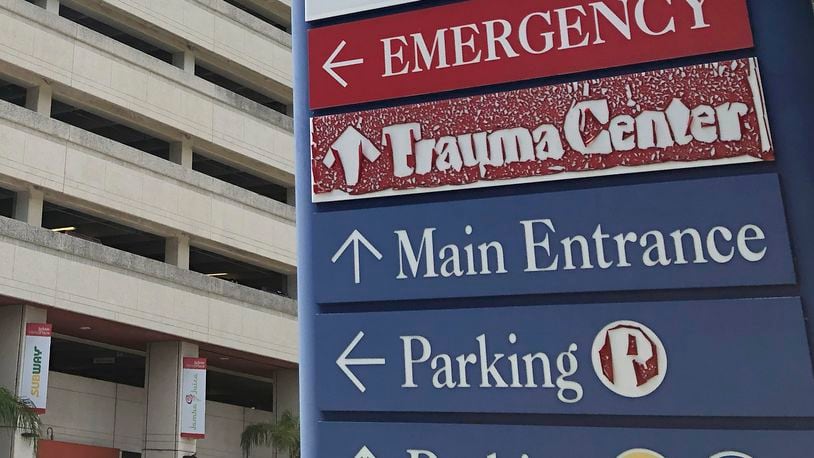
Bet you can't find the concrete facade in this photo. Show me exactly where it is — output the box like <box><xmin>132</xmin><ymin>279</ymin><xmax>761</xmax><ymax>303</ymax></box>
<box><xmin>0</xmin><ymin>0</ymin><xmax>297</xmax><ymax>456</ymax></box>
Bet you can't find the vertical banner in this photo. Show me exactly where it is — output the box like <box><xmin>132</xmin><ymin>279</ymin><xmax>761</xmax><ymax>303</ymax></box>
<box><xmin>180</xmin><ymin>357</ymin><xmax>207</xmax><ymax>439</ymax></box>
<box><xmin>18</xmin><ymin>323</ymin><xmax>52</xmax><ymax>414</ymax></box>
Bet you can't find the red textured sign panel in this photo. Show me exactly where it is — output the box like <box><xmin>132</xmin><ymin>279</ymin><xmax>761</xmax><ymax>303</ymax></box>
<box><xmin>308</xmin><ymin>0</ymin><xmax>754</xmax><ymax>109</ymax></box>
<box><xmin>310</xmin><ymin>58</ymin><xmax>773</xmax><ymax>202</ymax></box>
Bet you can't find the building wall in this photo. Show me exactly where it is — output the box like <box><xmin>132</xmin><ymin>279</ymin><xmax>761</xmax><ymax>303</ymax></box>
<box><xmin>0</xmin><ymin>217</ymin><xmax>298</xmax><ymax>363</ymax></box>
<box><xmin>0</xmin><ymin>0</ymin><xmax>295</xmax><ymax>183</ymax></box>
<box><xmin>0</xmin><ymin>101</ymin><xmax>296</xmax><ymax>277</ymax></box>
<box><xmin>0</xmin><ymin>0</ymin><xmax>297</xmax><ymax>360</ymax></box>
<box><xmin>0</xmin><ymin>0</ymin><xmax>297</xmax><ymax>455</ymax></box>
<box><xmin>43</xmin><ymin>371</ymin><xmax>278</xmax><ymax>458</ymax></box>
<box><xmin>66</xmin><ymin>0</ymin><xmax>293</xmax><ymax>98</ymax></box>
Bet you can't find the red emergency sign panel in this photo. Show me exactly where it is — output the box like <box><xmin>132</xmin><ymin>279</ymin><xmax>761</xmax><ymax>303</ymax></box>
<box><xmin>310</xmin><ymin>58</ymin><xmax>773</xmax><ymax>202</ymax></box>
<box><xmin>308</xmin><ymin>0</ymin><xmax>754</xmax><ymax>109</ymax></box>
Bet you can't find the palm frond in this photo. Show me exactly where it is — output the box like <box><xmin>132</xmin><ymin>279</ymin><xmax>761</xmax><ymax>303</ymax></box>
<box><xmin>0</xmin><ymin>387</ymin><xmax>41</xmax><ymax>445</ymax></box>
<box><xmin>241</xmin><ymin>411</ymin><xmax>300</xmax><ymax>458</ymax></box>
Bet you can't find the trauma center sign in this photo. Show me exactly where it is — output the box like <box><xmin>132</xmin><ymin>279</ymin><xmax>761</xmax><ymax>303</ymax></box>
<box><xmin>308</xmin><ymin>0</ymin><xmax>754</xmax><ymax>108</ymax></box>
<box><xmin>18</xmin><ymin>323</ymin><xmax>52</xmax><ymax>414</ymax></box>
<box><xmin>311</xmin><ymin>59</ymin><xmax>772</xmax><ymax>202</ymax></box>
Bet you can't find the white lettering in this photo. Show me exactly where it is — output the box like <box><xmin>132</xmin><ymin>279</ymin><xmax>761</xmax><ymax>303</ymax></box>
<box><xmin>591</xmin><ymin>0</ymin><xmax>632</xmax><ymax>44</ymax></box>
<box><xmin>451</xmin><ymin>24</ymin><xmax>482</xmax><ymax>66</ymax></box>
<box><xmin>521</xmin><ymin>219</ymin><xmax>559</xmax><ymax>272</ymax></box>
<box><xmin>484</xmin><ymin>19</ymin><xmax>520</xmax><ymax>61</ymax></box>
<box><xmin>411</xmin><ymin>29</ymin><xmax>450</xmax><ymax>72</ymax></box>
<box><xmin>684</xmin><ymin>0</ymin><xmax>711</xmax><ymax>29</ymax></box>
<box><xmin>519</xmin><ymin>12</ymin><xmax>555</xmax><ymax>54</ymax></box>
<box><xmin>737</xmin><ymin>224</ymin><xmax>767</xmax><ymax>262</ymax></box>
<box><xmin>382</xmin><ymin>36</ymin><xmax>409</xmax><ymax>77</ymax></box>
<box><xmin>635</xmin><ymin>0</ymin><xmax>677</xmax><ymax>36</ymax></box>
<box><xmin>556</xmin><ymin>6</ymin><xmax>591</xmax><ymax>50</ymax></box>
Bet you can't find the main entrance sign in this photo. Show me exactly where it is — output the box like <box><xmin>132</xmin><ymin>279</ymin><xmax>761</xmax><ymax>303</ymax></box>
<box><xmin>320</xmin><ymin>423</ymin><xmax>814</xmax><ymax>457</ymax></box>
<box><xmin>311</xmin><ymin>58</ymin><xmax>772</xmax><ymax>202</ymax></box>
<box><xmin>314</xmin><ymin>174</ymin><xmax>794</xmax><ymax>304</ymax></box>
<box><xmin>308</xmin><ymin>0</ymin><xmax>754</xmax><ymax>108</ymax></box>
<box><xmin>316</xmin><ymin>298</ymin><xmax>814</xmax><ymax>416</ymax></box>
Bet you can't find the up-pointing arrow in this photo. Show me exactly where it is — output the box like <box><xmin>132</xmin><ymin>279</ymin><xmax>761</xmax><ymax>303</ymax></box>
<box><xmin>323</xmin><ymin>40</ymin><xmax>365</xmax><ymax>88</ymax></box>
<box><xmin>332</xmin><ymin>230</ymin><xmax>383</xmax><ymax>285</ymax></box>
<box><xmin>337</xmin><ymin>331</ymin><xmax>386</xmax><ymax>393</ymax></box>
<box><xmin>355</xmin><ymin>446</ymin><xmax>376</xmax><ymax>458</ymax></box>
<box><xmin>322</xmin><ymin>126</ymin><xmax>382</xmax><ymax>187</ymax></box>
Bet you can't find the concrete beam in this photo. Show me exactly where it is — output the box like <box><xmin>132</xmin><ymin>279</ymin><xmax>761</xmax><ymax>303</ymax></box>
<box><xmin>0</xmin><ymin>216</ymin><xmax>299</xmax><ymax>363</ymax></box>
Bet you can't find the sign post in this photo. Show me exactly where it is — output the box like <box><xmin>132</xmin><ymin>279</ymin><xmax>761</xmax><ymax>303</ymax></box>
<box><xmin>295</xmin><ymin>0</ymin><xmax>814</xmax><ymax>456</ymax></box>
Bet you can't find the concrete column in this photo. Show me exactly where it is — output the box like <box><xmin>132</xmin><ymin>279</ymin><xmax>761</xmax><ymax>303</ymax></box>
<box><xmin>274</xmin><ymin>369</ymin><xmax>299</xmax><ymax>458</ymax></box>
<box><xmin>172</xmin><ymin>48</ymin><xmax>195</xmax><ymax>75</ymax></box>
<box><xmin>0</xmin><ymin>305</ymin><xmax>48</xmax><ymax>458</ymax></box>
<box><xmin>275</xmin><ymin>369</ymin><xmax>299</xmax><ymax>416</ymax></box>
<box><xmin>13</xmin><ymin>188</ymin><xmax>44</xmax><ymax>227</ymax></box>
<box><xmin>286</xmin><ymin>273</ymin><xmax>297</xmax><ymax>300</ymax></box>
<box><xmin>34</xmin><ymin>0</ymin><xmax>59</xmax><ymax>13</ymax></box>
<box><xmin>24</xmin><ymin>84</ymin><xmax>52</xmax><ymax>116</ymax></box>
<box><xmin>144</xmin><ymin>341</ymin><xmax>199</xmax><ymax>458</ymax></box>
<box><xmin>169</xmin><ymin>139</ymin><xmax>193</xmax><ymax>169</ymax></box>
<box><xmin>165</xmin><ymin>234</ymin><xmax>190</xmax><ymax>269</ymax></box>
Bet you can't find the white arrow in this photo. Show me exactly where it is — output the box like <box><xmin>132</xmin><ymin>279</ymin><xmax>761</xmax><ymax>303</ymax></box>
<box><xmin>354</xmin><ymin>446</ymin><xmax>376</xmax><ymax>458</ymax></box>
<box><xmin>337</xmin><ymin>331</ymin><xmax>386</xmax><ymax>393</ymax></box>
<box><xmin>332</xmin><ymin>230</ymin><xmax>383</xmax><ymax>285</ymax></box>
<box><xmin>323</xmin><ymin>40</ymin><xmax>364</xmax><ymax>88</ymax></box>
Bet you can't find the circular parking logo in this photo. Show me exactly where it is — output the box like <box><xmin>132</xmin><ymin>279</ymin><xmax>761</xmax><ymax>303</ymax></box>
<box><xmin>592</xmin><ymin>320</ymin><xmax>667</xmax><ymax>398</ymax></box>
<box><xmin>617</xmin><ymin>449</ymin><xmax>665</xmax><ymax>458</ymax></box>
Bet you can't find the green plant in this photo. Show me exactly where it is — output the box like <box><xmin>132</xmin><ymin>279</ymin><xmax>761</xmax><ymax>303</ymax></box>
<box><xmin>0</xmin><ymin>387</ymin><xmax>41</xmax><ymax>447</ymax></box>
<box><xmin>241</xmin><ymin>410</ymin><xmax>300</xmax><ymax>458</ymax></box>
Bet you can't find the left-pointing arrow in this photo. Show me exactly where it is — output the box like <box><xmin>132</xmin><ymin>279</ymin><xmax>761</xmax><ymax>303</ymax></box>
<box><xmin>323</xmin><ymin>40</ymin><xmax>364</xmax><ymax>88</ymax></box>
<box><xmin>337</xmin><ymin>331</ymin><xmax>386</xmax><ymax>393</ymax></box>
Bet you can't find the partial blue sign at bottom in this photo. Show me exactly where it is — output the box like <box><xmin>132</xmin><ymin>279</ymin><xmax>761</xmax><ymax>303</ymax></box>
<box><xmin>320</xmin><ymin>422</ymin><xmax>814</xmax><ymax>457</ymax></box>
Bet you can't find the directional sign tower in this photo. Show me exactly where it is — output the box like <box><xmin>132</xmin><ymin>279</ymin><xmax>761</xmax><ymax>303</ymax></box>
<box><xmin>295</xmin><ymin>0</ymin><xmax>814</xmax><ymax>457</ymax></box>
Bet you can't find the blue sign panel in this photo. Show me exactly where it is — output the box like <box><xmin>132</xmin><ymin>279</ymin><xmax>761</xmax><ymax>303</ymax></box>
<box><xmin>319</xmin><ymin>422</ymin><xmax>814</xmax><ymax>457</ymax></box>
<box><xmin>314</xmin><ymin>174</ymin><xmax>794</xmax><ymax>303</ymax></box>
<box><xmin>316</xmin><ymin>297</ymin><xmax>814</xmax><ymax>416</ymax></box>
